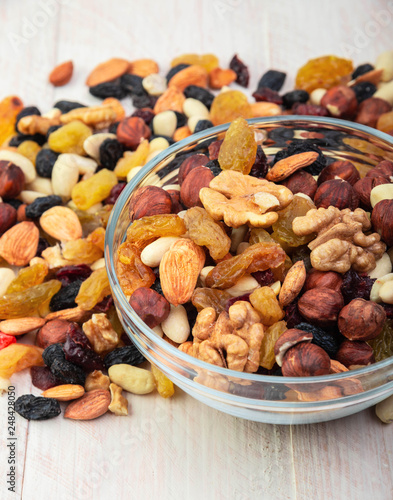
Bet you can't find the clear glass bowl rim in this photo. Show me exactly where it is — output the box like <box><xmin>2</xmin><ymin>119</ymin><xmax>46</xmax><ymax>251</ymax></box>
<box><xmin>105</xmin><ymin>115</ymin><xmax>393</xmax><ymax>390</ymax></box>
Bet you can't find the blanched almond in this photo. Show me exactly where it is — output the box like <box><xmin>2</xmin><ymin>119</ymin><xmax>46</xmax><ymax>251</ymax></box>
<box><xmin>64</xmin><ymin>389</ymin><xmax>110</xmax><ymax>420</ymax></box>
<box><xmin>42</xmin><ymin>384</ymin><xmax>85</xmax><ymax>401</ymax></box>
<box><xmin>40</xmin><ymin>206</ymin><xmax>82</xmax><ymax>241</ymax></box>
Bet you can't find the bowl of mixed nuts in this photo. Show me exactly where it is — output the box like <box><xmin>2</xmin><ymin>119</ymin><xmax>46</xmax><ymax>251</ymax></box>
<box><xmin>106</xmin><ymin>115</ymin><xmax>393</xmax><ymax>424</ymax></box>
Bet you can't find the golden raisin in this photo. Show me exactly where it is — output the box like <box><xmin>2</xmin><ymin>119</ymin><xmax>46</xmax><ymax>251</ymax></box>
<box><xmin>17</xmin><ymin>140</ymin><xmax>41</xmax><ymax>165</ymax></box>
<box><xmin>170</xmin><ymin>53</ymin><xmax>219</xmax><ymax>73</ymax></box>
<box><xmin>117</xmin><ymin>241</ymin><xmax>155</xmax><ymax>295</ymax></box>
<box><xmin>48</xmin><ymin>120</ymin><xmax>92</xmax><ymax>155</ymax></box>
<box><xmin>114</xmin><ymin>139</ymin><xmax>149</xmax><ymax>178</ymax></box>
<box><xmin>259</xmin><ymin>320</ymin><xmax>287</xmax><ymax>369</ymax></box>
<box><xmin>210</xmin><ymin>90</ymin><xmax>253</xmax><ymax>126</ymax></box>
<box><xmin>0</xmin><ymin>344</ymin><xmax>44</xmax><ymax>378</ymax></box>
<box><xmin>151</xmin><ymin>364</ymin><xmax>175</xmax><ymax>398</ymax></box>
<box><xmin>6</xmin><ymin>262</ymin><xmax>48</xmax><ymax>294</ymax></box>
<box><xmin>126</xmin><ymin>214</ymin><xmax>186</xmax><ymax>250</ymax></box>
<box><xmin>71</xmin><ymin>169</ymin><xmax>118</xmax><ymax>210</ymax></box>
<box><xmin>250</xmin><ymin>286</ymin><xmax>285</xmax><ymax>326</ymax></box>
<box><xmin>0</xmin><ymin>96</ymin><xmax>24</xmax><ymax>146</ymax></box>
<box><xmin>218</xmin><ymin>117</ymin><xmax>257</xmax><ymax>175</ymax></box>
<box><xmin>75</xmin><ymin>267</ymin><xmax>111</xmax><ymax>311</ymax></box>
<box><xmin>87</xmin><ymin>227</ymin><xmax>106</xmax><ymax>252</ymax></box>
<box><xmin>295</xmin><ymin>55</ymin><xmax>354</xmax><ymax>93</ymax></box>
<box><xmin>192</xmin><ymin>287</ymin><xmax>232</xmax><ymax>314</ymax></box>
<box><xmin>62</xmin><ymin>239</ymin><xmax>103</xmax><ymax>265</ymax></box>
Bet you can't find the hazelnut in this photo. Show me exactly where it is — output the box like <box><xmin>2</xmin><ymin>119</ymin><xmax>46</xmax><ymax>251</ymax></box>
<box><xmin>353</xmin><ymin>176</ymin><xmax>389</xmax><ymax>209</ymax></box>
<box><xmin>0</xmin><ymin>203</ymin><xmax>17</xmax><ymax>235</ymax></box>
<box><xmin>298</xmin><ymin>287</ymin><xmax>344</xmax><ymax>326</ymax></box>
<box><xmin>338</xmin><ymin>298</ymin><xmax>386</xmax><ymax>341</ymax></box>
<box><xmin>116</xmin><ymin>116</ymin><xmax>151</xmax><ymax>149</ymax></box>
<box><xmin>281</xmin><ymin>170</ymin><xmax>317</xmax><ymax>199</ymax></box>
<box><xmin>355</xmin><ymin>97</ymin><xmax>392</xmax><ymax>128</ymax></box>
<box><xmin>0</xmin><ymin>160</ymin><xmax>25</xmax><ymax>198</ymax></box>
<box><xmin>317</xmin><ymin>160</ymin><xmax>360</xmax><ymax>186</ymax></box>
<box><xmin>180</xmin><ymin>166</ymin><xmax>214</xmax><ymax>208</ymax></box>
<box><xmin>129</xmin><ymin>185</ymin><xmax>172</xmax><ymax>221</ymax></box>
<box><xmin>335</xmin><ymin>340</ymin><xmax>375</xmax><ymax>369</ymax></box>
<box><xmin>274</xmin><ymin>328</ymin><xmax>313</xmax><ymax>366</ymax></box>
<box><xmin>314</xmin><ymin>179</ymin><xmax>359</xmax><ymax>210</ymax></box>
<box><xmin>366</xmin><ymin>160</ymin><xmax>393</xmax><ymax>181</ymax></box>
<box><xmin>36</xmin><ymin>319</ymin><xmax>71</xmax><ymax>348</ymax></box>
<box><xmin>166</xmin><ymin>189</ymin><xmax>183</xmax><ymax>214</ymax></box>
<box><xmin>129</xmin><ymin>287</ymin><xmax>170</xmax><ymax>328</ymax></box>
<box><xmin>304</xmin><ymin>270</ymin><xmax>343</xmax><ymax>293</ymax></box>
<box><xmin>320</xmin><ymin>85</ymin><xmax>358</xmax><ymax>119</ymax></box>
<box><xmin>371</xmin><ymin>199</ymin><xmax>393</xmax><ymax>246</ymax></box>
<box><xmin>281</xmin><ymin>342</ymin><xmax>331</xmax><ymax>377</ymax></box>
<box><xmin>178</xmin><ymin>154</ymin><xmax>209</xmax><ymax>186</ymax></box>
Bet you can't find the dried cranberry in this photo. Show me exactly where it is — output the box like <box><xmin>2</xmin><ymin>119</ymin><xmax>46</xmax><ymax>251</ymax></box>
<box><xmin>229</xmin><ymin>54</ymin><xmax>250</xmax><ymax>87</ymax></box>
<box><xmin>93</xmin><ymin>295</ymin><xmax>114</xmax><ymax>313</ymax></box>
<box><xmin>104</xmin><ymin>182</ymin><xmax>126</xmax><ymax>205</ymax></box>
<box><xmin>121</xmin><ymin>332</ymin><xmax>133</xmax><ymax>346</ymax></box>
<box><xmin>341</xmin><ymin>269</ymin><xmax>375</xmax><ymax>303</ymax></box>
<box><xmin>284</xmin><ymin>300</ymin><xmax>304</xmax><ymax>329</ymax></box>
<box><xmin>252</xmin><ymin>87</ymin><xmax>283</xmax><ymax>105</ymax></box>
<box><xmin>63</xmin><ymin>323</ymin><xmax>105</xmax><ymax>372</ymax></box>
<box><xmin>382</xmin><ymin>303</ymin><xmax>393</xmax><ymax>319</ymax></box>
<box><xmin>30</xmin><ymin>366</ymin><xmax>61</xmax><ymax>391</ymax></box>
<box><xmin>0</xmin><ymin>332</ymin><xmax>16</xmax><ymax>350</ymax></box>
<box><xmin>292</xmin><ymin>103</ymin><xmax>329</xmax><ymax>116</ymax></box>
<box><xmin>249</xmin><ymin>145</ymin><xmax>268</xmax><ymax>178</ymax></box>
<box><xmin>208</xmin><ymin>139</ymin><xmax>223</xmax><ymax>160</ymax></box>
<box><xmin>131</xmin><ymin>108</ymin><xmax>155</xmax><ymax>125</ymax></box>
<box><xmin>226</xmin><ymin>293</ymin><xmax>251</xmax><ymax>311</ymax></box>
<box><xmin>252</xmin><ymin>269</ymin><xmax>275</xmax><ymax>286</ymax></box>
<box><xmin>55</xmin><ymin>265</ymin><xmax>92</xmax><ymax>285</ymax></box>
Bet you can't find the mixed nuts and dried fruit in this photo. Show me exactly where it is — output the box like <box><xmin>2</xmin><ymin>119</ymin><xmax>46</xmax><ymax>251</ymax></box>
<box><xmin>1</xmin><ymin>50</ymin><xmax>393</xmax><ymax>422</ymax></box>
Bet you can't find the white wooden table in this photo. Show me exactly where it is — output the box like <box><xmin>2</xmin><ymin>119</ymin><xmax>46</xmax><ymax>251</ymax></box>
<box><xmin>1</xmin><ymin>1</ymin><xmax>393</xmax><ymax>499</ymax></box>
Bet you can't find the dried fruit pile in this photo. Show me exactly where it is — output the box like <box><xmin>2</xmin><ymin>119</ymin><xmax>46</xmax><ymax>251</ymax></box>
<box><xmin>1</xmin><ymin>50</ymin><xmax>393</xmax><ymax>422</ymax></box>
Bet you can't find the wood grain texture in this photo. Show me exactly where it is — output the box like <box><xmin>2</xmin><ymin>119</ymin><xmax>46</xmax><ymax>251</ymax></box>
<box><xmin>0</xmin><ymin>0</ymin><xmax>393</xmax><ymax>499</ymax></box>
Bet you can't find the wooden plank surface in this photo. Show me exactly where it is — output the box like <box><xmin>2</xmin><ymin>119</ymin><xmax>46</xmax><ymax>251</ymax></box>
<box><xmin>0</xmin><ymin>0</ymin><xmax>393</xmax><ymax>499</ymax></box>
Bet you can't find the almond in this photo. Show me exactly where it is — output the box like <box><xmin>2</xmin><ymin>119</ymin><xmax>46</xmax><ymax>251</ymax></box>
<box><xmin>42</xmin><ymin>384</ymin><xmax>85</xmax><ymax>401</ymax></box>
<box><xmin>0</xmin><ymin>221</ymin><xmax>39</xmax><ymax>266</ymax></box>
<box><xmin>86</xmin><ymin>58</ymin><xmax>130</xmax><ymax>87</ymax></box>
<box><xmin>49</xmin><ymin>60</ymin><xmax>73</xmax><ymax>87</ymax></box>
<box><xmin>168</xmin><ymin>65</ymin><xmax>208</xmax><ymax>92</ymax></box>
<box><xmin>209</xmin><ymin>68</ymin><xmax>237</xmax><ymax>89</ymax></box>
<box><xmin>159</xmin><ymin>238</ymin><xmax>206</xmax><ymax>306</ymax></box>
<box><xmin>0</xmin><ymin>317</ymin><xmax>46</xmax><ymax>336</ymax></box>
<box><xmin>45</xmin><ymin>307</ymin><xmax>92</xmax><ymax>323</ymax></box>
<box><xmin>279</xmin><ymin>260</ymin><xmax>307</xmax><ymax>307</ymax></box>
<box><xmin>36</xmin><ymin>319</ymin><xmax>70</xmax><ymax>348</ymax></box>
<box><xmin>128</xmin><ymin>58</ymin><xmax>159</xmax><ymax>78</ymax></box>
<box><xmin>154</xmin><ymin>87</ymin><xmax>186</xmax><ymax>114</ymax></box>
<box><xmin>266</xmin><ymin>151</ymin><xmax>319</xmax><ymax>182</ymax></box>
<box><xmin>64</xmin><ymin>389</ymin><xmax>110</xmax><ymax>420</ymax></box>
<box><xmin>39</xmin><ymin>206</ymin><xmax>82</xmax><ymax>241</ymax></box>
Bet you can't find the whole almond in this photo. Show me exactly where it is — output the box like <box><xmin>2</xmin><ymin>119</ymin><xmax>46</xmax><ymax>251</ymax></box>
<box><xmin>42</xmin><ymin>384</ymin><xmax>85</xmax><ymax>401</ymax></box>
<box><xmin>64</xmin><ymin>389</ymin><xmax>110</xmax><ymax>420</ymax></box>
<box><xmin>168</xmin><ymin>65</ymin><xmax>208</xmax><ymax>91</ymax></box>
<box><xmin>49</xmin><ymin>60</ymin><xmax>74</xmax><ymax>87</ymax></box>
<box><xmin>36</xmin><ymin>319</ymin><xmax>70</xmax><ymax>348</ymax></box>
<box><xmin>279</xmin><ymin>260</ymin><xmax>307</xmax><ymax>307</ymax></box>
<box><xmin>86</xmin><ymin>58</ymin><xmax>130</xmax><ymax>87</ymax></box>
<box><xmin>40</xmin><ymin>206</ymin><xmax>82</xmax><ymax>241</ymax></box>
<box><xmin>266</xmin><ymin>152</ymin><xmax>319</xmax><ymax>182</ymax></box>
<box><xmin>0</xmin><ymin>317</ymin><xmax>46</xmax><ymax>336</ymax></box>
<box><xmin>128</xmin><ymin>58</ymin><xmax>159</xmax><ymax>78</ymax></box>
<box><xmin>45</xmin><ymin>307</ymin><xmax>92</xmax><ymax>323</ymax></box>
<box><xmin>159</xmin><ymin>238</ymin><xmax>206</xmax><ymax>306</ymax></box>
<box><xmin>154</xmin><ymin>87</ymin><xmax>186</xmax><ymax>114</ymax></box>
<box><xmin>0</xmin><ymin>221</ymin><xmax>39</xmax><ymax>266</ymax></box>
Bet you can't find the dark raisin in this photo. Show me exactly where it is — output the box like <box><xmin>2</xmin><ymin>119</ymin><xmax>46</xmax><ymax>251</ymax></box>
<box><xmin>205</xmin><ymin>159</ymin><xmax>221</xmax><ymax>177</ymax></box>
<box><xmin>89</xmin><ymin>82</ymin><xmax>128</xmax><ymax>100</ymax></box>
<box><xmin>54</xmin><ymin>100</ymin><xmax>86</xmax><ymax>113</ymax></box>
<box><xmin>263</xmin><ymin>384</ymin><xmax>288</xmax><ymax>401</ymax></box>
<box><xmin>50</xmin><ymin>358</ymin><xmax>86</xmax><ymax>385</ymax></box>
<box><xmin>284</xmin><ymin>300</ymin><xmax>304</xmax><ymax>329</ymax></box>
<box><xmin>35</xmin><ymin>149</ymin><xmax>59</xmax><ymax>178</ymax></box>
<box><xmin>282</xmin><ymin>90</ymin><xmax>309</xmax><ymax>109</ymax></box>
<box><xmin>99</xmin><ymin>138</ymin><xmax>124</xmax><ymax>170</ymax></box>
<box><xmin>131</xmin><ymin>108</ymin><xmax>155</xmax><ymax>125</ymax></box>
<box><xmin>55</xmin><ymin>265</ymin><xmax>92</xmax><ymax>285</ymax></box>
<box><xmin>121</xmin><ymin>332</ymin><xmax>133</xmax><ymax>346</ymax></box>
<box><xmin>25</xmin><ymin>195</ymin><xmax>62</xmax><ymax>218</ymax></box>
<box><xmin>295</xmin><ymin>322</ymin><xmax>341</xmax><ymax>358</ymax></box>
<box><xmin>46</xmin><ymin>125</ymin><xmax>62</xmax><ymax>139</ymax></box>
<box><xmin>226</xmin><ymin>293</ymin><xmax>251</xmax><ymax>311</ymax></box>
<box><xmin>341</xmin><ymin>269</ymin><xmax>375</xmax><ymax>303</ymax></box>
<box><xmin>93</xmin><ymin>295</ymin><xmax>114</xmax><ymax>313</ymax></box>
<box><xmin>352</xmin><ymin>63</ymin><xmax>374</xmax><ymax>79</ymax></box>
<box><xmin>257</xmin><ymin>70</ymin><xmax>286</xmax><ymax>91</ymax></box>
<box><xmin>252</xmin><ymin>269</ymin><xmax>275</xmax><ymax>286</ymax></box>
<box><xmin>229</xmin><ymin>54</ymin><xmax>249</xmax><ymax>87</ymax></box>
<box><xmin>15</xmin><ymin>394</ymin><xmax>61</xmax><ymax>420</ymax></box>
<box><xmin>292</xmin><ymin>103</ymin><xmax>329</xmax><ymax>116</ymax></box>
<box><xmin>272</xmin><ymin>142</ymin><xmax>327</xmax><ymax>176</ymax></box>
<box><xmin>104</xmin><ymin>345</ymin><xmax>145</xmax><ymax>369</ymax></box>
<box><xmin>352</xmin><ymin>81</ymin><xmax>377</xmax><ymax>103</ymax></box>
<box><xmin>184</xmin><ymin>85</ymin><xmax>214</xmax><ymax>109</ymax></box>
<box><xmin>9</xmin><ymin>133</ymin><xmax>46</xmax><ymax>147</ymax></box>
<box><xmin>174</xmin><ymin>111</ymin><xmax>187</xmax><ymax>129</ymax></box>
<box><xmin>30</xmin><ymin>366</ymin><xmax>62</xmax><ymax>390</ymax></box>
<box><xmin>166</xmin><ymin>64</ymin><xmax>190</xmax><ymax>82</ymax></box>
<box><xmin>15</xmin><ymin>106</ymin><xmax>41</xmax><ymax>132</ymax></box>
<box><xmin>183</xmin><ymin>302</ymin><xmax>198</xmax><ymax>332</ymax></box>
<box><xmin>151</xmin><ymin>277</ymin><xmax>164</xmax><ymax>296</ymax></box>
<box><xmin>104</xmin><ymin>182</ymin><xmax>126</xmax><ymax>205</ymax></box>
<box><xmin>290</xmin><ymin>245</ymin><xmax>312</xmax><ymax>272</ymax></box>
<box><xmin>382</xmin><ymin>303</ymin><xmax>393</xmax><ymax>319</ymax></box>
<box><xmin>229</xmin><ymin>381</ymin><xmax>265</xmax><ymax>399</ymax></box>
<box><xmin>42</xmin><ymin>343</ymin><xmax>65</xmax><ymax>367</ymax></box>
<box><xmin>132</xmin><ymin>94</ymin><xmax>157</xmax><ymax>109</ymax></box>
<box><xmin>49</xmin><ymin>280</ymin><xmax>83</xmax><ymax>312</ymax></box>
<box><xmin>194</xmin><ymin>119</ymin><xmax>213</xmax><ymax>133</ymax></box>
<box><xmin>108</xmin><ymin>122</ymin><xmax>119</xmax><ymax>134</ymax></box>
<box><xmin>63</xmin><ymin>323</ymin><xmax>105</xmax><ymax>372</ymax></box>
<box><xmin>36</xmin><ymin>237</ymin><xmax>50</xmax><ymax>257</ymax></box>
<box><xmin>120</xmin><ymin>74</ymin><xmax>145</xmax><ymax>96</ymax></box>
<box><xmin>249</xmin><ymin>145</ymin><xmax>268</xmax><ymax>178</ymax></box>
<box><xmin>252</xmin><ymin>87</ymin><xmax>283</xmax><ymax>105</ymax></box>
<box><xmin>3</xmin><ymin>198</ymin><xmax>23</xmax><ymax>210</ymax></box>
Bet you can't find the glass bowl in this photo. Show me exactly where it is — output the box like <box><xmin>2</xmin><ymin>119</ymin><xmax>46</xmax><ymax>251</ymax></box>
<box><xmin>106</xmin><ymin>116</ymin><xmax>393</xmax><ymax>424</ymax></box>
